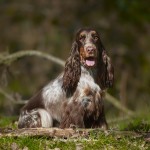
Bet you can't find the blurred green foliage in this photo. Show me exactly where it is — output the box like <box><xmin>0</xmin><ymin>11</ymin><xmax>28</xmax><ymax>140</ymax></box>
<box><xmin>0</xmin><ymin>0</ymin><xmax>150</xmax><ymax>115</ymax></box>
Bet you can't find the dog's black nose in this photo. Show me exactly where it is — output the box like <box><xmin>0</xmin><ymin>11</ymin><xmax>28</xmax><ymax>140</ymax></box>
<box><xmin>86</xmin><ymin>46</ymin><xmax>95</xmax><ymax>53</ymax></box>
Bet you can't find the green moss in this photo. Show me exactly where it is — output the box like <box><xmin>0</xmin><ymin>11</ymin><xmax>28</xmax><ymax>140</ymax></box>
<box><xmin>0</xmin><ymin>135</ymin><xmax>148</xmax><ymax>150</ymax></box>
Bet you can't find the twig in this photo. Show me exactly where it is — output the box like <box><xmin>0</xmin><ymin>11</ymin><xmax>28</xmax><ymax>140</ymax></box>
<box><xmin>105</xmin><ymin>93</ymin><xmax>134</xmax><ymax>116</ymax></box>
<box><xmin>108</xmin><ymin>116</ymin><xmax>131</xmax><ymax>124</ymax></box>
<box><xmin>0</xmin><ymin>88</ymin><xmax>27</xmax><ymax>104</ymax></box>
<box><xmin>0</xmin><ymin>50</ymin><xmax>65</xmax><ymax>67</ymax></box>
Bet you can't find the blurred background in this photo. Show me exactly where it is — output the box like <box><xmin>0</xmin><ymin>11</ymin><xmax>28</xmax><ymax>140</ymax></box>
<box><xmin>0</xmin><ymin>0</ymin><xmax>150</xmax><ymax>118</ymax></box>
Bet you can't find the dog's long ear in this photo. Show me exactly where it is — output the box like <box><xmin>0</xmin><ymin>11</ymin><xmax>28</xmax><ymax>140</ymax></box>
<box><xmin>62</xmin><ymin>41</ymin><xmax>81</xmax><ymax>97</ymax></box>
<box><xmin>98</xmin><ymin>41</ymin><xmax>114</xmax><ymax>89</ymax></box>
<box><xmin>102</xmin><ymin>50</ymin><xmax>114</xmax><ymax>88</ymax></box>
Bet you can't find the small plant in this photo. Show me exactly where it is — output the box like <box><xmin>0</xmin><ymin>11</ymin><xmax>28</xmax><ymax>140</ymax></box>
<box><xmin>119</xmin><ymin>117</ymin><xmax>150</xmax><ymax>132</ymax></box>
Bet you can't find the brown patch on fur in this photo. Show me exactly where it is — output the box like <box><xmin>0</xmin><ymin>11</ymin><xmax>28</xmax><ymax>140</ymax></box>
<box><xmin>60</xmin><ymin>101</ymin><xmax>85</xmax><ymax>128</ymax></box>
<box><xmin>22</xmin><ymin>90</ymin><xmax>44</xmax><ymax>111</ymax></box>
<box><xmin>80</xmin><ymin>47</ymin><xmax>86</xmax><ymax>62</ymax></box>
<box><xmin>83</xmin><ymin>88</ymin><xmax>93</xmax><ymax>96</ymax></box>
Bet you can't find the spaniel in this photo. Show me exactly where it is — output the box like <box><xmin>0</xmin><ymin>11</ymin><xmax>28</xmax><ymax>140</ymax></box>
<box><xmin>18</xmin><ymin>28</ymin><xmax>114</xmax><ymax>129</ymax></box>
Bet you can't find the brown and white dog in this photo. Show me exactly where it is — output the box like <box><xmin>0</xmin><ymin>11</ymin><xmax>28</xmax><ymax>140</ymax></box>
<box><xmin>18</xmin><ymin>28</ymin><xmax>114</xmax><ymax>129</ymax></box>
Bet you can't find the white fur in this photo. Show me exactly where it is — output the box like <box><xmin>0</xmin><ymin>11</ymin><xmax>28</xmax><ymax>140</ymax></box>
<box><xmin>38</xmin><ymin>109</ymin><xmax>53</xmax><ymax>127</ymax></box>
<box><xmin>42</xmin><ymin>75</ymin><xmax>65</xmax><ymax>124</ymax></box>
<box><xmin>78</xmin><ymin>67</ymin><xmax>101</xmax><ymax>92</ymax></box>
<box><xmin>42</xmin><ymin>75</ymin><xmax>65</xmax><ymax>105</ymax></box>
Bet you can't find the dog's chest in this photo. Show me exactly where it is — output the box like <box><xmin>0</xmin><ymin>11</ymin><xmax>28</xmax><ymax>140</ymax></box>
<box><xmin>78</xmin><ymin>73</ymin><xmax>100</xmax><ymax>92</ymax></box>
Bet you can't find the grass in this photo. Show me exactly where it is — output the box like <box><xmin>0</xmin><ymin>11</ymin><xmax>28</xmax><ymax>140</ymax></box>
<box><xmin>0</xmin><ymin>114</ymin><xmax>150</xmax><ymax>150</ymax></box>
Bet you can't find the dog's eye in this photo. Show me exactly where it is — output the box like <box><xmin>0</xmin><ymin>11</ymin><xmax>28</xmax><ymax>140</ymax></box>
<box><xmin>79</xmin><ymin>35</ymin><xmax>86</xmax><ymax>40</ymax></box>
<box><xmin>93</xmin><ymin>35</ymin><xmax>98</xmax><ymax>41</ymax></box>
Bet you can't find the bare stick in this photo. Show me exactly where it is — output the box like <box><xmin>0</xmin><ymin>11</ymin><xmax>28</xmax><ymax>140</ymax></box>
<box><xmin>0</xmin><ymin>88</ymin><xmax>27</xmax><ymax>104</ymax></box>
<box><xmin>0</xmin><ymin>127</ymin><xmax>145</xmax><ymax>138</ymax></box>
<box><xmin>0</xmin><ymin>128</ymin><xmax>80</xmax><ymax>138</ymax></box>
<box><xmin>105</xmin><ymin>93</ymin><xmax>134</xmax><ymax>115</ymax></box>
<box><xmin>0</xmin><ymin>50</ymin><xmax>65</xmax><ymax>67</ymax></box>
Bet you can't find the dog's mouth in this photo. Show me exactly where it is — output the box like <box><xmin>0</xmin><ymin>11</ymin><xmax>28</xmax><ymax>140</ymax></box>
<box><xmin>85</xmin><ymin>57</ymin><xmax>96</xmax><ymax>67</ymax></box>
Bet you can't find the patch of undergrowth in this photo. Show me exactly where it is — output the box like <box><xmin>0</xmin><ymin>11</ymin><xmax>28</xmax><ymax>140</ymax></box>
<box><xmin>119</xmin><ymin>114</ymin><xmax>150</xmax><ymax>132</ymax></box>
<box><xmin>0</xmin><ymin>137</ymin><xmax>76</xmax><ymax>150</ymax></box>
<box><xmin>83</xmin><ymin>132</ymin><xmax>147</xmax><ymax>150</ymax></box>
<box><xmin>0</xmin><ymin>137</ymin><xmax>43</xmax><ymax>150</ymax></box>
<box><xmin>121</xmin><ymin>119</ymin><xmax>150</xmax><ymax>132</ymax></box>
<box><xmin>0</xmin><ymin>133</ymin><xmax>149</xmax><ymax>150</ymax></box>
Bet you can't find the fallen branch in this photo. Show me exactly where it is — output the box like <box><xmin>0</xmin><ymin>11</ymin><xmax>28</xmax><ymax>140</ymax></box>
<box><xmin>0</xmin><ymin>50</ymin><xmax>65</xmax><ymax>67</ymax></box>
<box><xmin>0</xmin><ymin>128</ymin><xmax>85</xmax><ymax>139</ymax></box>
<box><xmin>0</xmin><ymin>127</ymin><xmax>146</xmax><ymax>139</ymax></box>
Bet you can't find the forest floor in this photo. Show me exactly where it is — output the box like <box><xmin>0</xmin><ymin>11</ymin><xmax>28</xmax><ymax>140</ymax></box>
<box><xmin>0</xmin><ymin>112</ymin><xmax>150</xmax><ymax>150</ymax></box>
